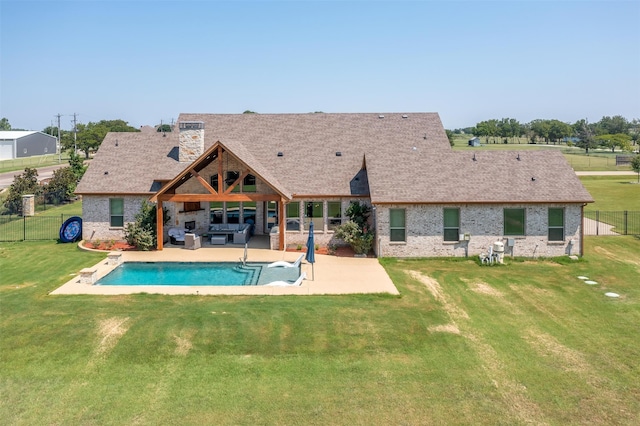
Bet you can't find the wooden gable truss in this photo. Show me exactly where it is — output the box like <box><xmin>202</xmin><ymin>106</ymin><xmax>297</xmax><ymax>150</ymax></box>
<box><xmin>151</xmin><ymin>142</ymin><xmax>288</xmax><ymax>250</ymax></box>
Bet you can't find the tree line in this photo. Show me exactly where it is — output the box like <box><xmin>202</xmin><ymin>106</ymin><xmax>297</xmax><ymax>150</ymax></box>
<box><xmin>454</xmin><ymin>115</ymin><xmax>639</xmax><ymax>153</ymax></box>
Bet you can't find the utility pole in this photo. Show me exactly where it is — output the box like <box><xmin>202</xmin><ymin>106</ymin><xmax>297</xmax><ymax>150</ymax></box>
<box><xmin>55</xmin><ymin>113</ymin><xmax>62</xmax><ymax>163</ymax></box>
<box><xmin>72</xmin><ymin>113</ymin><xmax>78</xmax><ymax>154</ymax></box>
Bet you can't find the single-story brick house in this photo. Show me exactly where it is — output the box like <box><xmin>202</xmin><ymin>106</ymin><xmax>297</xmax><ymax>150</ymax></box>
<box><xmin>75</xmin><ymin>113</ymin><xmax>593</xmax><ymax>257</ymax></box>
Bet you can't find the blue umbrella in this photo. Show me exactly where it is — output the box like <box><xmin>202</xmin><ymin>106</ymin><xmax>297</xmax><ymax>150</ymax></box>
<box><xmin>306</xmin><ymin>220</ymin><xmax>315</xmax><ymax>280</ymax></box>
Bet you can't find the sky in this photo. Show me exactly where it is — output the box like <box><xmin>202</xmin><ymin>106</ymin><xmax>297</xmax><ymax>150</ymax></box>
<box><xmin>1</xmin><ymin>0</ymin><xmax>639</xmax><ymax>131</ymax></box>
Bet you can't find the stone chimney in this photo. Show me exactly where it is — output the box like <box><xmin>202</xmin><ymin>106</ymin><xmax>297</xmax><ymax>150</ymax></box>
<box><xmin>178</xmin><ymin>121</ymin><xmax>204</xmax><ymax>162</ymax></box>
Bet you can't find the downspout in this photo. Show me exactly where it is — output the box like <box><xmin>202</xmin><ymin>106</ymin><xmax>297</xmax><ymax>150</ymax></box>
<box><xmin>580</xmin><ymin>203</ymin><xmax>585</xmax><ymax>257</ymax></box>
<box><xmin>372</xmin><ymin>205</ymin><xmax>379</xmax><ymax>257</ymax></box>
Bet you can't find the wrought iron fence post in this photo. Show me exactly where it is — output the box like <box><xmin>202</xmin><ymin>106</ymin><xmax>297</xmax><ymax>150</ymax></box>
<box><xmin>596</xmin><ymin>210</ymin><xmax>599</xmax><ymax>236</ymax></box>
<box><xmin>23</xmin><ymin>215</ymin><xmax>26</xmax><ymax>241</ymax></box>
<box><xmin>624</xmin><ymin>210</ymin><xmax>628</xmax><ymax>235</ymax></box>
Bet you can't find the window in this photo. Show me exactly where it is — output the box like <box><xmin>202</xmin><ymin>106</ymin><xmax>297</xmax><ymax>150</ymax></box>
<box><xmin>226</xmin><ymin>171</ymin><xmax>240</xmax><ymax>193</ymax></box>
<box><xmin>504</xmin><ymin>208</ymin><xmax>525</xmax><ymax>236</ymax></box>
<box><xmin>110</xmin><ymin>198</ymin><xmax>124</xmax><ymax>228</ymax></box>
<box><xmin>226</xmin><ymin>201</ymin><xmax>240</xmax><ymax>224</ymax></box>
<box><xmin>210</xmin><ymin>202</ymin><xmax>223</xmax><ymax>224</ymax></box>
<box><xmin>243</xmin><ymin>174</ymin><xmax>257</xmax><ymax>192</ymax></box>
<box><xmin>210</xmin><ymin>174</ymin><xmax>219</xmax><ymax>192</ymax></box>
<box><xmin>305</xmin><ymin>201</ymin><xmax>323</xmax><ymax>231</ymax></box>
<box><xmin>183</xmin><ymin>201</ymin><xmax>201</xmax><ymax>212</ymax></box>
<box><xmin>548</xmin><ymin>208</ymin><xmax>564</xmax><ymax>241</ymax></box>
<box><xmin>328</xmin><ymin>201</ymin><xmax>342</xmax><ymax>231</ymax></box>
<box><xmin>286</xmin><ymin>202</ymin><xmax>300</xmax><ymax>231</ymax></box>
<box><xmin>443</xmin><ymin>208</ymin><xmax>460</xmax><ymax>242</ymax></box>
<box><xmin>389</xmin><ymin>208</ymin><xmax>406</xmax><ymax>242</ymax></box>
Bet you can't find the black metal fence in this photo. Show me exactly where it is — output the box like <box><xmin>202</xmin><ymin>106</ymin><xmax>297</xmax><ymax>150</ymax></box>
<box><xmin>584</xmin><ymin>211</ymin><xmax>640</xmax><ymax>236</ymax></box>
<box><xmin>0</xmin><ymin>214</ymin><xmax>78</xmax><ymax>242</ymax></box>
<box><xmin>2</xmin><ymin>188</ymin><xmax>73</xmax><ymax>216</ymax></box>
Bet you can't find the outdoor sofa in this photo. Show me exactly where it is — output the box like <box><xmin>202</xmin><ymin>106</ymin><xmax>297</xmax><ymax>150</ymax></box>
<box><xmin>208</xmin><ymin>223</ymin><xmax>252</xmax><ymax>244</ymax></box>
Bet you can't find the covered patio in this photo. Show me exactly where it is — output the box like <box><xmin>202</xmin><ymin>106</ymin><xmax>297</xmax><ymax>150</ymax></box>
<box><xmin>151</xmin><ymin>143</ymin><xmax>289</xmax><ymax>251</ymax></box>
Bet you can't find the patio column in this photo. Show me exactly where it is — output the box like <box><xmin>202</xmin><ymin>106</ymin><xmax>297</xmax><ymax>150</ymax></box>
<box><xmin>278</xmin><ymin>199</ymin><xmax>285</xmax><ymax>250</ymax></box>
<box><xmin>157</xmin><ymin>200</ymin><xmax>164</xmax><ymax>251</ymax></box>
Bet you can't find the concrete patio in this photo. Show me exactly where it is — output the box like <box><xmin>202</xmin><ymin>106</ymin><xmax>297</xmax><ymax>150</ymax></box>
<box><xmin>51</xmin><ymin>237</ymin><xmax>399</xmax><ymax>296</ymax></box>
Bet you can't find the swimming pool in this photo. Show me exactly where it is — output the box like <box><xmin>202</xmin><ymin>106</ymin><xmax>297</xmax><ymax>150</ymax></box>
<box><xmin>97</xmin><ymin>262</ymin><xmax>300</xmax><ymax>286</ymax></box>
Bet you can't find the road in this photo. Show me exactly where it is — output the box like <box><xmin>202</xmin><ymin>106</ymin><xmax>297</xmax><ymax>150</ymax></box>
<box><xmin>0</xmin><ymin>164</ymin><xmax>70</xmax><ymax>189</ymax></box>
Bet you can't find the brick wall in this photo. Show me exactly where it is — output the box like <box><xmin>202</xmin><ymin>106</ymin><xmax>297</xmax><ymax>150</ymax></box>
<box><xmin>374</xmin><ymin>203</ymin><xmax>583</xmax><ymax>258</ymax></box>
<box><xmin>82</xmin><ymin>195</ymin><xmax>146</xmax><ymax>241</ymax></box>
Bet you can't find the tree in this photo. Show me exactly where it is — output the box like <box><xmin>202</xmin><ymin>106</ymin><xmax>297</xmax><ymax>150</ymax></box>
<box><xmin>595</xmin><ymin>133</ymin><xmax>632</xmax><ymax>153</ymax></box>
<box><xmin>530</xmin><ymin>119</ymin><xmax>551</xmax><ymax>143</ymax></box>
<box><xmin>631</xmin><ymin>155</ymin><xmax>640</xmax><ymax>184</ymax></box>
<box><xmin>44</xmin><ymin>167</ymin><xmax>77</xmax><ymax>204</ymax></box>
<box><xmin>3</xmin><ymin>168</ymin><xmax>40</xmax><ymax>214</ymax></box>
<box><xmin>596</xmin><ymin>115</ymin><xmax>630</xmax><ymax>135</ymax></box>
<box><xmin>630</xmin><ymin>118</ymin><xmax>640</xmax><ymax>145</ymax></box>
<box><xmin>547</xmin><ymin>120</ymin><xmax>572</xmax><ymax>144</ymax></box>
<box><xmin>0</xmin><ymin>117</ymin><xmax>11</xmax><ymax>130</ymax></box>
<box><xmin>61</xmin><ymin>119</ymin><xmax>139</xmax><ymax>158</ymax></box>
<box><xmin>445</xmin><ymin>129</ymin><xmax>455</xmax><ymax>147</ymax></box>
<box><xmin>156</xmin><ymin>124</ymin><xmax>172</xmax><ymax>133</ymax></box>
<box><xmin>243</xmin><ymin>110</ymin><xmax>257</xmax><ymax>114</ymax></box>
<box><xmin>574</xmin><ymin>119</ymin><xmax>598</xmax><ymax>154</ymax></box>
<box><xmin>475</xmin><ymin>119</ymin><xmax>499</xmax><ymax>143</ymax></box>
<box><xmin>497</xmin><ymin>118</ymin><xmax>522</xmax><ymax>143</ymax></box>
<box><xmin>42</xmin><ymin>125</ymin><xmax>60</xmax><ymax>137</ymax></box>
<box><xmin>68</xmin><ymin>151</ymin><xmax>87</xmax><ymax>181</ymax></box>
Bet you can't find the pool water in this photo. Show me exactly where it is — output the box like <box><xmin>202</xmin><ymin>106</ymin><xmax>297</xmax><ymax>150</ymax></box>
<box><xmin>97</xmin><ymin>262</ymin><xmax>298</xmax><ymax>286</ymax></box>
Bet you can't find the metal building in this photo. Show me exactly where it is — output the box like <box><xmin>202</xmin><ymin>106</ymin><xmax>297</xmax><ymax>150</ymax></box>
<box><xmin>0</xmin><ymin>131</ymin><xmax>57</xmax><ymax>160</ymax></box>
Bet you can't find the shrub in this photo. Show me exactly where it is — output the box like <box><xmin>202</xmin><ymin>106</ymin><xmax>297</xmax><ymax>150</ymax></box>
<box><xmin>335</xmin><ymin>220</ymin><xmax>374</xmax><ymax>255</ymax></box>
<box><xmin>3</xmin><ymin>168</ymin><xmax>41</xmax><ymax>214</ymax></box>
<box><xmin>345</xmin><ymin>201</ymin><xmax>370</xmax><ymax>228</ymax></box>
<box><xmin>124</xmin><ymin>222</ymin><xmax>155</xmax><ymax>251</ymax></box>
<box><xmin>44</xmin><ymin>167</ymin><xmax>77</xmax><ymax>204</ymax></box>
<box><xmin>123</xmin><ymin>201</ymin><xmax>170</xmax><ymax>251</ymax></box>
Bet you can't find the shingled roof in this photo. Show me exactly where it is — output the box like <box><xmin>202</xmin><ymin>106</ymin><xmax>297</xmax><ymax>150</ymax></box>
<box><xmin>76</xmin><ymin>112</ymin><xmax>593</xmax><ymax>204</ymax></box>
<box><xmin>366</xmin><ymin>150</ymin><xmax>593</xmax><ymax>204</ymax></box>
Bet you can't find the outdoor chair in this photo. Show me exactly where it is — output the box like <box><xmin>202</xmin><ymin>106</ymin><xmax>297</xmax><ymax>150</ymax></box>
<box><xmin>267</xmin><ymin>253</ymin><xmax>304</xmax><ymax>268</ymax></box>
<box><xmin>480</xmin><ymin>246</ymin><xmax>494</xmax><ymax>264</ymax></box>
<box><xmin>184</xmin><ymin>233</ymin><xmax>201</xmax><ymax>250</ymax></box>
<box><xmin>264</xmin><ymin>272</ymin><xmax>307</xmax><ymax>287</ymax></box>
<box><xmin>168</xmin><ymin>228</ymin><xmax>187</xmax><ymax>245</ymax></box>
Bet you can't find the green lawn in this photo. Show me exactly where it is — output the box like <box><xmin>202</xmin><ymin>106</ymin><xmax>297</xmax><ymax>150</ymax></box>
<box><xmin>1</xmin><ymin>236</ymin><xmax>639</xmax><ymax>425</ymax></box>
<box><xmin>580</xmin><ymin>176</ymin><xmax>640</xmax><ymax>212</ymax></box>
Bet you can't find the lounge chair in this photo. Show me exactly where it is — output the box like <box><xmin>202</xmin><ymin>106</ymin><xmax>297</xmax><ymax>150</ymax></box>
<box><xmin>264</xmin><ymin>272</ymin><xmax>307</xmax><ymax>287</ymax></box>
<box><xmin>168</xmin><ymin>228</ymin><xmax>187</xmax><ymax>245</ymax></box>
<box><xmin>267</xmin><ymin>253</ymin><xmax>304</xmax><ymax>268</ymax></box>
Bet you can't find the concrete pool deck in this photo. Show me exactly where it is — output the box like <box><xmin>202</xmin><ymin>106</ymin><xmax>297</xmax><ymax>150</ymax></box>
<box><xmin>50</xmin><ymin>246</ymin><xmax>399</xmax><ymax>296</ymax></box>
